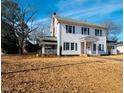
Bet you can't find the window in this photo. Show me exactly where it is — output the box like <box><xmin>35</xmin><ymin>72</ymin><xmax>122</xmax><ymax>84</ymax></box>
<box><xmin>63</xmin><ymin>42</ymin><xmax>70</xmax><ymax>50</ymax></box>
<box><xmin>82</xmin><ymin>27</ymin><xmax>90</xmax><ymax>35</ymax></box>
<box><xmin>75</xmin><ymin>43</ymin><xmax>77</xmax><ymax>51</ymax></box>
<box><xmin>112</xmin><ymin>46</ymin><xmax>115</xmax><ymax>49</ymax></box>
<box><xmin>99</xmin><ymin>44</ymin><xmax>104</xmax><ymax>51</ymax></box>
<box><xmin>68</xmin><ymin>26</ymin><xmax>72</xmax><ymax>33</ymax></box>
<box><xmin>71</xmin><ymin>43</ymin><xmax>74</xmax><ymax>50</ymax></box>
<box><xmin>66</xmin><ymin>42</ymin><xmax>70</xmax><ymax>50</ymax></box>
<box><xmin>93</xmin><ymin>44</ymin><xmax>96</xmax><ymax>51</ymax></box>
<box><xmin>66</xmin><ymin>25</ymin><xmax>75</xmax><ymax>34</ymax></box>
<box><xmin>95</xmin><ymin>29</ymin><xmax>102</xmax><ymax>36</ymax></box>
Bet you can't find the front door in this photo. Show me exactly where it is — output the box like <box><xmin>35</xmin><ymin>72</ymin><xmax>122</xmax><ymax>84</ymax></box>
<box><xmin>81</xmin><ymin>42</ymin><xmax>92</xmax><ymax>55</ymax></box>
<box><xmin>87</xmin><ymin>47</ymin><xmax>91</xmax><ymax>55</ymax></box>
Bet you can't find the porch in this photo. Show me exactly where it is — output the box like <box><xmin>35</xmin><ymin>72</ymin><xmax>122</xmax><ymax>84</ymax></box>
<box><xmin>39</xmin><ymin>36</ymin><xmax>57</xmax><ymax>55</ymax></box>
<box><xmin>79</xmin><ymin>36</ymin><xmax>99</xmax><ymax>56</ymax></box>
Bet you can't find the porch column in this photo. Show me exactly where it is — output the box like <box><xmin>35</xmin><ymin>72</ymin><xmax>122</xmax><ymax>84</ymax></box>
<box><xmin>96</xmin><ymin>43</ymin><xmax>98</xmax><ymax>54</ymax></box>
<box><xmin>84</xmin><ymin>41</ymin><xmax>87</xmax><ymax>54</ymax></box>
<box><xmin>42</xmin><ymin>45</ymin><xmax>45</xmax><ymax>55</ymax></box>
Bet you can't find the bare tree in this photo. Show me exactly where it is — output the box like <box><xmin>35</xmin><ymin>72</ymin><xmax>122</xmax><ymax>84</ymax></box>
<box><xmin>102</xmin><ymin>21</ymin><xmax>121</xmax><ymax>41</ymax></box>
<box><xmin>16</xmin><ymin>6</ymin><xmax>38</xmax><ymax>54</ymax></box>
<box><xmin>2</xmin><ymin>0</ymin><xmax>38</xmax><ymax>54</ymax></box>
<box><xmin>29</xmin><ymin>20</ymin><xmax>51</xmax><ymax>44</ymax></box>
<box><xmin>1</xmin><ymin>0</ymin><xmax>21</xmax><ymax>53</ymax></box>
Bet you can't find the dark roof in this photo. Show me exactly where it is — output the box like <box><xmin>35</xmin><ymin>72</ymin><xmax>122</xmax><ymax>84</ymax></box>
<box><xmin>54</xmin><ymin>15</ymin><xmax>107</xmax><ymax>29</ymax></box>
<box><xmin>107</xmin><ymin>40</ymin><xmax>117</xmax><ymax>45</ymax></box>
<box><xmin>40</xmin><ymin>36</ymin><xmax>57</xmax><ymax>41</ymax></box>
<box><xmin>107</xmin><ymin>40</ymin><xmax>117</xmax><ymax>43</ymax></box>
<box><xmin>39</xmin><ymin>36</ymin><xmax>57</xmax><ymax>45</ymax></box>
<box><xmin>117</xmin><ymin>42</ymin><xmax>123</xmax><ymax>46</ymax></box>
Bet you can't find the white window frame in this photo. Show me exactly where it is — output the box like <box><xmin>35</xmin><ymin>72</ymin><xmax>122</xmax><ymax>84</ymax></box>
<box><xmin>66</xmin><ymin>25</ymin><xmax>75</xmax><ymax>34</ymax></box>
<box><xmin>95</xmin><ymin>29</ymin><xmax>102</xmax><ymax>36</ymax></box>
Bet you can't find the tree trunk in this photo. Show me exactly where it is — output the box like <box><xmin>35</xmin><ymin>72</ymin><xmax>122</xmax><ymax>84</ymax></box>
<box><xmin>19</xmin><ymin>47</ymin><xmax>23</xmax><ymax>55</ymax></box>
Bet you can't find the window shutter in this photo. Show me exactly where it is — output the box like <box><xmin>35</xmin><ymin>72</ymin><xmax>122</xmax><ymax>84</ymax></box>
<box><xmin>82</xmin><ymin>27</ymin><xmax>83</xmax><ymax>34</ymax></box>
<box><xmin>73</xmin><ymin>26</ymin><xmax>75</xmax><ymax>34</ymax></box>
<box><xmin>66</xmin><ymin>25</ymin><xmax>68</xmax><ymax>33</ymax></box>
<box><xmin>75</xmin><ymin>43</ymin><xmax>77</xmax><ymax>51</ymax></box>
<box><xmin>100</xmin><ymin>30</ymin><xmax>102</xmax><ymax>36</ymax></box>
<box><xmin>88</xmin><ymin>28</ymin><xmax>90</xmax><ymax>35</ymax></box>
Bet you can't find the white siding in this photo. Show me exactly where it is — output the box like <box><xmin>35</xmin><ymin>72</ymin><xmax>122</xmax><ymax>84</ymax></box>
<box><xmin>50</xmin><ymin>17</ymin><xmax>58</xmax><ymax>37</ymax></box>
<box><xmin>117</xmin><ymin>46</ymin><xmax>123</xmax><ymax>53</ymax></box>
<box><xmin>56</xmin><ymin>23</ymin><xmax>107</xmax><ymax>55</ymax></box>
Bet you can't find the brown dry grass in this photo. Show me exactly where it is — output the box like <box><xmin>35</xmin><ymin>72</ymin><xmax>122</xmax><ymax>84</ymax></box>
<box><xmin>1</xmin><ymin>54</ymin><xmax>123</xmax><ymax>93</ymax></box>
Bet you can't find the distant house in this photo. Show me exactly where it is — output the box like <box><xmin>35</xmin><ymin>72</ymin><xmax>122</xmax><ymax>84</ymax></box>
<box><xmin>117</xmin><ymin>42</ymin><xmax>123</xmax><ymax>54</ymax></box>
<box><xmin>40</xmin><ymin>14</ymin><xmax>108</xmax><ymax>56</ymax></box>
<box><xmin>106</xmin><ymin>40</ymin><xmax>117</xmax><ymax>55</ymax></box>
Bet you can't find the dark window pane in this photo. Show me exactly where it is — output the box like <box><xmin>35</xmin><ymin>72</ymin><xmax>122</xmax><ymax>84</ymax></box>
<box><xmin>71</xmin><ymin>43</ymin><xmax>74</xmax><ymax>50</ymax></box>
<box><xmin>95</xmin><ymin>29</ymin><xmax>99</xmax><ymax>36</ymax></box>
<box><xmin>99</xmin><ymin>44</ymin><xmax>101</xmax><ymax>51</ymax></box>
<box><xmin>66</xmin><ymin>42</ymin><xmax>69</xmax><ymax>50</ymax></box>
<box><xmin>69</xmin><ymin>26</ymin><xmax>72</xmax><ymax>33</ymax></box>
<box><xmin>84</xmin><ymin>28</ymin><xmax>87</xmax><ymax>31</ymax></box>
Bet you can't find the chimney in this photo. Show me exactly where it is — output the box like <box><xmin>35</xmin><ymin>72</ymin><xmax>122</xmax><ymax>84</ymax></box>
<box><xmin>53</xmin><ymin>12</ymin><xmax>56</xmax><ymax>15</ymax></box>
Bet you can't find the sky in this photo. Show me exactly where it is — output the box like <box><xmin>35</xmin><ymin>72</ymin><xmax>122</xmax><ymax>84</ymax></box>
<box><xmin>20</xmin><ymin>0</ymin><xmax>123</xmax><ymax>41</ymax></box>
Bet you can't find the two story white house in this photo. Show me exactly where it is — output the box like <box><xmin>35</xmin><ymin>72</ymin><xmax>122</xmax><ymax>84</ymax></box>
<box><xmin>48</xmin><ymin>14</ymin><xmax>107</xmax><ymax>56</ymax></box>
<box><xmin>40</xmin><ymin>14</ymin><xmax>107</xmax><ymax>56</ymax></box>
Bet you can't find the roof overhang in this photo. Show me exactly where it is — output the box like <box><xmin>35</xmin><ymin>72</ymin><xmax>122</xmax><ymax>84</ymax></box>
<box><xmin>79</xmin><ymin>36</ymin><xmax>99</xmax><ymax>42</ymax></box>
<box><xmin>54</xmin><ymin>15</ymin><xmax>107</xmax><ymax>29</ymax></box>
<box><xmin>40</xmin><ymin>42</ymin><xmax>57</xmax><ymax>45</ymax></box>
<box><xmin>39</xmin><ymin>36</ymin><xmax>57</xmax><ymax>45</ymax></box>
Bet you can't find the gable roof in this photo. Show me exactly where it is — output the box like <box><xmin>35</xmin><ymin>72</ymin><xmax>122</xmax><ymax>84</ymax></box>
<box><xmin>54</xmin><ymin>15</ymin><xmax>107</xmax><ymax>29</ymax></box>
<box><xmin>80</xmin><ymin>36</ymin><xmax>99</xmax><ymax>42</ymax></box>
